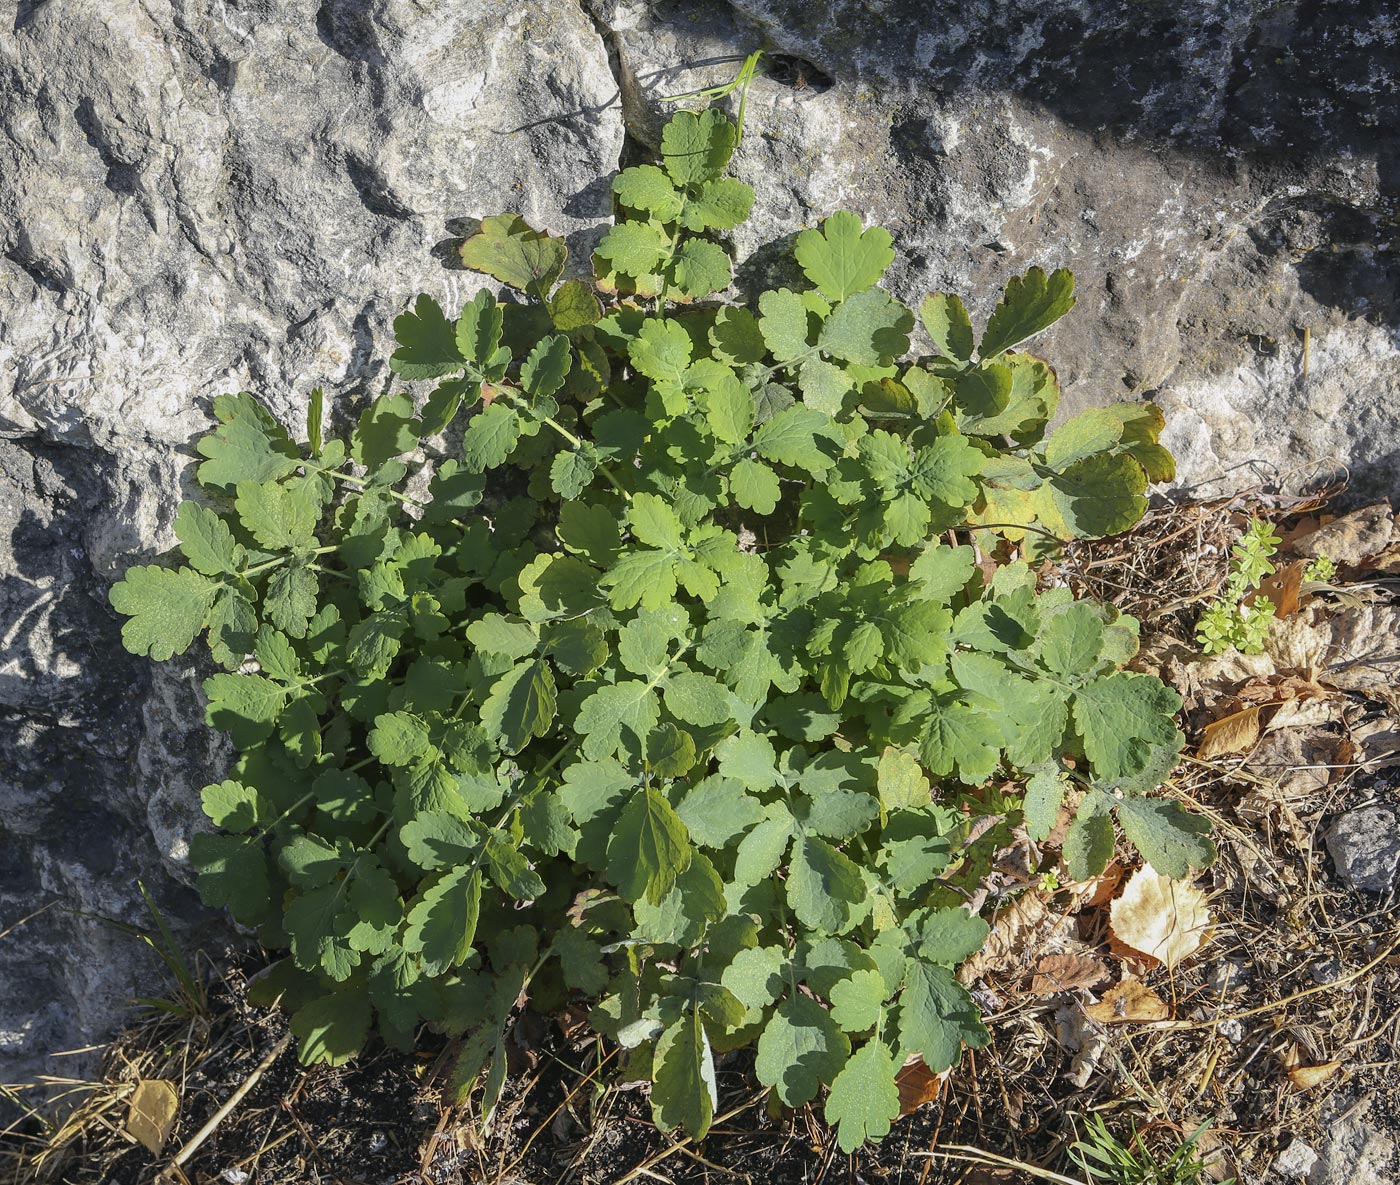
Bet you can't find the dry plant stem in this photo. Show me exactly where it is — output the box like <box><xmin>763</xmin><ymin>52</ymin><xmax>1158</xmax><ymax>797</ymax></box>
<box><xmin>1154</xmin><ymin>928</ymin><xmax>1400</xmax><ymax>1033</ymax></box>
<box><xmin>163</xmin><ymin>1032</ymin><xmax>291</xmax><ymax>1173</ymax></box>
<box><xmin>914</xmin><ymin>1142</ymin><xmax>1091</xmax><ymax>1185</ymax></box>
<box><xmin>614</xmin><ymin>1095</ymin><xmax>765</xmax><ymax>1185</ymax></box>
<box><xmin>500</xmin><ymin>1044</ymin><xmax>619</xmax><ymax>1178</ymax></box>
<box><xmin>0</xmin><ymin>900</ymin><xmax>57</xmax><ymax>942</ymax></box>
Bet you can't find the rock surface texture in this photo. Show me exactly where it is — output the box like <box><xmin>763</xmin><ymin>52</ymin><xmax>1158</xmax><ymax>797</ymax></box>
<box><xmin>1</xmin><ymin>0</ymin><xmax>1396</xmax><ymax>1105</ymax></box>
<box><xmin>1326</xmin><ymin>804</ymin><xmax>1400</xmax><ymax>893</ymax></box>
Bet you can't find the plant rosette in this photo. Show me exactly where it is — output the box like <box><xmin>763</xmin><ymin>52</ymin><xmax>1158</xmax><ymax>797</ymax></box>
<box><xmin>111</xmin><ymin>104</ymin><xmax>1211</xmax><ymax>1152</ymax></box>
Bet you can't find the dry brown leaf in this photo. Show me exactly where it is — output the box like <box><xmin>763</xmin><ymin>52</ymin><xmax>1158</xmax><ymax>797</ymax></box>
<box><xmin>1279</xmin><ymin>513</ymin><xmax>1330</xmax><ymax>552</ymax></box>
<box><xmin>1245</xmin><ymin>729</ymin><xmax>1347</xmax><ymax>797</ymax></box>
<box><xmin>958</xmin><ymin>890</ymin><xmax>1071</xmax><ymax>986</ymax></box>
<box><xmin>1291</xmin><ymin>502</ymin><xmax>1393</xmax><ymax>567</ymax></box>
<box><xmin>1081</xmin><ymin>860</ymin><xmax>1126</xmax><ymax>909</ymax></box>
<box><xmin>1109</xmin><ymin>866</ymin><xmax>1212</xmax><ymax>970</ymax></box>
<box><xmin>1085</xmin><ymin>978</ymin><xmax>1170</xmax><ymax>1023</ymax></box>
<box><xmin>126</xmin><ymin>1078</ymin><xmax>179</xmax><ymax>1155</ymax></box>
<box><xmin>1234</xmin><ymin>674</ymin><xmax>1325</xmax><ymax>705</ymax></box>
<box><xmin>895</xmin><ymin>1056</ymin><xmax>947</xmax><ymax>1114</ymax></box>
<box><xmin>1288</xmin><ymin>1061</ymin><xmax>1342</xmax><ymax>1090</ymax></box>
<box><xmin>1250</xmin><ymin>560</ymin><xmax>1306</xmax><ymax>618</ymax></box>
<box><xmin>1198</xmin><ymin>705</ymin><xmax>1263</xmax><ymax>758</ymax></box>
<box><xmin>1030</xmin><ymin>952</ymin><xmax>1110</xmax><ymax>996</ymax></box>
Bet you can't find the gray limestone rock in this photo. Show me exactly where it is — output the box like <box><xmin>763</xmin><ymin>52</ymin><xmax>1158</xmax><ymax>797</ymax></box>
<box><xmin>1273</xmin><ymin>1139</ymin><xmax>1318</xmax><ymax>1180</ymax></box>
<box><xmin>1309</xmin><ymin>1096</ymin><xmax>1395</xmax><ymax>1185</ymax></box>
<box><xmin>1</xmin><ymin>0</ymin><xmax>622</xmax><ymax>1107</ymax></box>
<box><xmin>1</xmin><ymin>0</ymin><xmax>1397</xmax><ymax>1115</ymax></box>
<box><xmin>592</xmin><ymin>0</ymin><xmax>1400</xmax><ymax>498</ymax></box>
<box><xmin>1326</xmin><ymin>805</ymin><xmax>1400</xmax><ymax>893</ymax></box>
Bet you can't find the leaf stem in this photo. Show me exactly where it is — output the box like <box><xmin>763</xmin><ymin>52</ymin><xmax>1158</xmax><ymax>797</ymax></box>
<box><xmin>752</xmin><ymin>345</ymin><xmax>820</xmax><ymax>380</ymax></box>
<box><xmin>254</xmin><ymin>790</ymin><xmax>317</xmax><ymax>840</ymax></box>
<box><xmin>306</xmin><ymin>562</ymin><xmax>353</xmax><ymax>583</ymax></box>
<box><xmin>313</xmin><ymin>466</ymin><xmax>426</xmax><ymax>508</ymax></box>
<box><xmin>495</xmin><ymin>389</ymin><xmax>632</xmax><ymax>500</ymax></box>
<box><xmin>241</xmin><ymin>545</ymin><xmax>338</xmax><ymax>578</ymax></box>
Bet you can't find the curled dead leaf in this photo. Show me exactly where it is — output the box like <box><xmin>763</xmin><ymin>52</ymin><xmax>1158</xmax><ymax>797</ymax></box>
<box><xmin>1085</xmin><ymin>978</ymin><xmax>1170</xmax><ymax>1023</ymax></box>
<box><xmin>895</xmin><ymin>1055</ymin><xmax>948</xmax><ymax>1115</ymax></box>
<box><xmin>1198</xmin><ymin>705</ymin><xmax>1263</xmax><ymax>758</ymax></box>
<box><xmin>1109</xmin><ymin>866</ymin><xmax>1212</xmax><ymax>970</ymax></box>
<box><xmin>1288</xmin><ymin>1061</ymin><xmax>1342</xmax><ymax>1090</ymax></box>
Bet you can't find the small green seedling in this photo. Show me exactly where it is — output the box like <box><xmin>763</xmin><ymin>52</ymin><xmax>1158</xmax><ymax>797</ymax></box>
<box><xmin>1196</xmin><ymin>517</ymin><xmax>1338</xmax><ymax>655</ymax></box>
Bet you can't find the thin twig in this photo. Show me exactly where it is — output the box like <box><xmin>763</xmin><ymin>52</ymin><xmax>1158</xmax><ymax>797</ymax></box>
<box><xmin>1150</xmin><ymin>929</ymin><xmax>1400</xmax><ymax>1032</ymax></box>
<box><xmin>913</xmin><ymin>1142</ymin><xmax>1091</xmax><ymax>1184</ymax></box>
<box><xmin>163</xmin><ymin>1033</ymin><xmax>291</xmax><ymax>1173</ymax></box>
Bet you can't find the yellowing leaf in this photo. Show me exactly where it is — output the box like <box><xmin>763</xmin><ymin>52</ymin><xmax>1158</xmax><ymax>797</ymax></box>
<box><xmin>1108</xmin><ymin>865</ymin><xmax>1212</xmax><ymax>970</ymax></box>
<box><xmin>126</xmin><ymin>1079</ymin><xmax>179</xmax><ymax>1154</ymax></box>
<box><xmin>1197</xmin><ymin>705</ymin><xmax>1263</xmax><ymax>759</ymax></box>
<box><xmin>459</xmin><ymin>213</ymin><xmax>566</xmax><ymax>295</ymax></box>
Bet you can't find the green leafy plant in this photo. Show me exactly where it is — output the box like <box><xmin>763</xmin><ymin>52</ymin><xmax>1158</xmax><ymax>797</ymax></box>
<box><xmin>1069</xmin><ymin>1114</ymin><xmax>1233</xmax><ymax>1185</ymax></box>
<box><xmin>1196</xmin><ymin>517</ymin><xmax>1281</xmax><ymax>654</ymax></box>
<box><xmin>110</xmin><ymin>104</ymin><xmax>1208</xmax><ymax>1152</ymax></box>
<box><xmin>1303</xmin><ymin>552</ymin><xmax>1336</xmax><ymax>582</ymax></box>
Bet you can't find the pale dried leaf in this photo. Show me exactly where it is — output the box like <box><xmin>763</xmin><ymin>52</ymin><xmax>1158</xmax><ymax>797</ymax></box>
<box><xmin>1056</xmin><ymin>1004</ymin><xmax>1109</xmax><ymax>1086</ymax></box>
<box><xmin>127</xmin><ymin>1078</ymin><xmax>179</xmax><ymax>1155</ymax></box>
<box><xmin>1371</xmin><ymin>543</ymin><xmax>1400</xmax><ymax>575</ymax></box>
<box><xmin>1109</xmin><ymin>865</ymin><xmax>1212</xmax><ymax>970</ymax></box>
<box><xmin>1266</xmin><ymin>698</ymin><xmax>1342</xmax><ymax>732</ymax></box>
<box><xmin>1352</xmin><ymin>718</ymin><xmax>1400</xmax><ymax>769</ymax></box>
<box><xmin>1198</xmin><ymin>705</ymin><xmax>1263</xmax><ymax>758</ymax></box>
<box><xmin>1291</xmin><ymin>502</ymin><xmax>1392</xmax><ymax>566</ymax></box>
<box><xmin>1273</xmin><ymin>606</ymin><xmax>1400</xmax><ymax>703</ymax></box>
<box><xmin>1175</xmin><ymin>648</ymin><xmax>1277</xmax><ymax>703</ymax></box>
<box><xmin>958</xmin><ymin>890</ymin><xmax>1071</xmax><ymax>985</ymax></box>
<box><xmin>1085</xmin><ymin>978</ymin><xmax>1170</xmax><ymax>1023</ymax></box>
<box><xmin>1183</xmin><ymin>605</ymin><xmax>1400</xmax><ymax>711</ymax></box>
<box><xmin>1246</xmin><ymin>729</ymin><xmax>1345</xmax><ymax>797</ymax></box>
